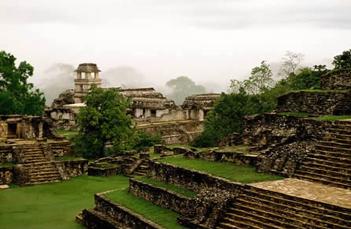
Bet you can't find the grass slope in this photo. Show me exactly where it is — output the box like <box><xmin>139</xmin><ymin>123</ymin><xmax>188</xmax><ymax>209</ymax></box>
<box><xmin>106</xmin><ymin>189</ymin><xmax>182</xmax><ymax>229</ymax></box>
<box><xmin>159</xmin><ymin>155</ymin><xmax>283</xmax><ymax>183</ymax></box>
<box><xmin>0</xmin><ymin>176</ymin><xmax>128</xmax><ymax>229</ymax></box>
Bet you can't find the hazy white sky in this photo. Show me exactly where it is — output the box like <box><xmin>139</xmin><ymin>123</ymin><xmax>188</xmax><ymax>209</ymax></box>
<box><xmin>1</xmin><ymin>0</ymin><xmax>351</xmax><ymax>92</ymax></box>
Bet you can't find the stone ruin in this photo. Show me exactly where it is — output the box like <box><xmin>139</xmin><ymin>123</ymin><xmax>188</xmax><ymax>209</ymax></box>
<box><xmin>0</xmin><ymin>115</ymin><xmax>87</xmax><ymax>186</ymax></box>
<box><xmin>80</xmin><ymin>69</ymin><xmax>351</xmax><ymax>229</ymax></box>
<box><xmin>46</xmin><ymin>63</ymin><xmax>221</xmax><ymax>144</ymax></box>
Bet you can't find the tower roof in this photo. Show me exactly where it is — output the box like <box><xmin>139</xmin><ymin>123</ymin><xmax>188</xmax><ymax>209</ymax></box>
<box><xmin>75</xmin><ymin>63</ymin><xmax>101</xmax><ymax>73</ymax></box>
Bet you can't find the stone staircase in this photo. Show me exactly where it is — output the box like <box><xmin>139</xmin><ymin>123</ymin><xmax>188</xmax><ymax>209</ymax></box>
<box><xmin>19</xmin><ymin>144</ymin><xmax>62</xmax><ymax>185</ymax></box>
<box><xmin>133</xmin><ymin>160</ymin><xmax>150</xmax><ymax>176</ymax></box>
<box><xmin>294</xmin><ymin>122</ymin><xmax>351</xmax><ymax>189</ymax></box>
<box><xmin>216</xmin><ymin>186</ymin><xmax>351</xmax><ymax>229</ymax></box>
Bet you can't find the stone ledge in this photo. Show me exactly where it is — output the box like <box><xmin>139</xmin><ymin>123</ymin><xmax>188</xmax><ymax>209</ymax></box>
<box><xmin>184</xmin><ymin>149</ymin><xmax>258</xmax><ymax>166</ymax></box>
<box><xmin>149</xmin><ymin>160</ymin><xmax>243</xmax><ymax>192</ymax></box>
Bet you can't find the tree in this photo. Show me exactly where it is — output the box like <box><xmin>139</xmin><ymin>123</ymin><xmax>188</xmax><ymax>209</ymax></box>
<box><xmin>74</xmin><ymin>87</ymin><xmax>134</xmax><ymax>158</ymax></box>
<box><xmin>229</xmin><ymin>61</ymin><xmax>274</xmax><ymax>95</ymax></box>
<box><xmin>332</xmin><ymin>49</ymin><xmax>351</xmax><ymax>70</ymax></box>
<box><xmin>278</xmin><ymin>51</ymin><xmax>304</xmax><ymax>78</ymax></box>
<box><xmin>166</xmin><ymin>76</ymin><xmax>206</xmax><ymax>104</ymax></box>
<box><xmin>193</xmin><ymin>91</ymin><xmax>274</xmax><ymax>147</ymax></box>
<box><xmin>0</xmin><ymin>51</ymin><xmax>45</xmax><ymax>115</ymax></box>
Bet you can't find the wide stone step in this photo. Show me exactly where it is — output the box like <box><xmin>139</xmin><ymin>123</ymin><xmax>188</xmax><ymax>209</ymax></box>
<box><xmin>313</xmin><ymin>149</ymin><xmax>351</xmax><ymax>159</ymax></box>
<box><xmin>315</xmin><ymin>144</ymin><xmax>351</xmax><ymax>154</ymax></box>
<box><xmin>302</xmin><ymin>161</ymin><xmax>351</xmax><ymax>174</ymax></box>
<box><xmin>324</xmin><ymin>137</ymin><xmax>351</xmax><ymax>145</ymax></box>
<box><xmin>327</xmin><ymin>128</ymin><xmax>351</xmax><ymax>135</ymax></box>
<box><xmin>216</xmin><ymin>222</ymin><xmax>241</xmax><ymax>229</ymax></box>
<box><xmin>223</xmin><ymin>209</ymin><xmax>284</xmax><ymax>229</ymax></box>
<box><xmin>25</xmin><ymin>179</ymin><xmax>61</xmax><ymax>185</ymax></box>
<box><xmin>295</xmin><ymin>169</ymin><xmax>350</xmax><ymax>183</ymax></box>
<box><xmin>23</xmin><ymin>158</ymin><xmax>47</xmax><ymax>163</ymax></box>
<box><xmin>300</xmin><ymin>164</ymin><xmax>351</xmax><ymax>178</ymax></box>
<box><xmin>29</xmin><ymin>174</ymin><xmax>61</xmax><ymax>180</ymax></box>
<box><xmin>28</xmin><ymin>167</ymin><xmax>58</xmax><ymax>173</ymax></box>
<box><xmin>28</xmin><ymin>170</ymin><xmax>60</xmax><ymax>176</ymax></box>
<box><xmin>294</xmin><ymin>173</ymin><xmax>351</xmax><ymax>189</ymax></box>
<box><xmin>302</xmin><ymin>157</ymin><xmax>350</xmax><ymax>168</ymax></box>
<box><xmin>235</xmin><ymin>197</ymin><xmax>350</xmax><ymax>228</ymax></box>
<box><xmin>244</xmin><ymin>186</ymin><xmax>351</xmax><ymax>220</ymax></box>
<box><xmin>317</xmin><ymin>140</ymin><xmax>351</xmax><ymax>148</ymax></box>
<box><xmin>232</xmin><ymin>204</ymin><xmax>325</xmax><ymax>229</ymax></box>
<box><xmin>307</xmin><ymin>154</ymin><xmax>351</xmax><ymax>164</ymax></box>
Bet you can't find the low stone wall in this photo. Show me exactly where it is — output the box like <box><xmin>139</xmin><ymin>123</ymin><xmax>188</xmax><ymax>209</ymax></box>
<box><xmin>88</xmin><ymin>166</ymin><xmax>120</xmax><ymax>176</ymax></box>
<box><xmin>137</xmin><ymin>120</ymin><xmax>203</xmax><ymax>145</ymax></box>
<box><xmin>0</xmin><ymin>167</ymin><xmax>13</xmax><ymax>185</ymax></box>
<box><xmin>148</xmin><ymin>160</ymin><xmax>243</xmax><ymax>193</ymax></box>
<box><xmin>184</xmin><ymin>150</ymin><xmax>258</xmax><ymax>166</ymax></box>
<box><xmin>321</xmin><ymin>69</ymin><xmax>351</xmax><ymax>90</ymax></box>
<box><xmin>89</xmin><ymin>193</ymin><xmax>163</xmax><ymax>229</ymax></box>
<box><xmin>129</xmin><ymin>178</ymin><xmax>194</xmax><ymax>215</ymax></box>
<box><xmin>276</xmin><ymin>91</ymin><xmax>351</xmax><ymax>115</ymax></box>
<box><xmin>55</xmin><ymin>159</ymin><xmax>88</xmax><ymax>179</ymax></box>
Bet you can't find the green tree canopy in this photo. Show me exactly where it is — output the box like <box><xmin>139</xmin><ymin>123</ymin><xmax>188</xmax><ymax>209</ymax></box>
<box><xmin>0</xmin><ymin>51</ymin><xmax>45</xmax><ymax>115</ymax></box>
<box><xmin>74</xmin><ymin>87</ymin><xmax>134</xmax><ymax>158</ymax></box>
<box><xmin>333</xmin><ymin>49</ymin><xmax>351</xmax><ymax>70</ymax></box>
<box><xmin>166</xmin><ymin>76</ymin><xmax>206</xmax><ymax>104</ymax></box>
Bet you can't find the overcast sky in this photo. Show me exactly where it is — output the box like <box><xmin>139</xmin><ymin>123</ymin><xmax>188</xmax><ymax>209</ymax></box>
<box><xmin>1</xmin><ymin>0</ymin><xmax>351</xmax><ymax>93</ymax></box>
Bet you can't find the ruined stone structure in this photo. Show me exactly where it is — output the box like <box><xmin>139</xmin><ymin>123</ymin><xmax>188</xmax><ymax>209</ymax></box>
<box><xmin>0</xmin><ymin>114</ymin><xmax>88</xmax><ymax>185</ymax></box>
<box><xmin>74</xmin><ymin>63</ymin><xmax>102</xmax><ymax>103</ymax></box>
<box><xmin>0</xmin><ymin>115</ymin><xmax>53</xmax><ymax>141</ymax></box>
<box><xmin>182</xmin><ymin>93</ymin><xmax>220</xmax><ymax>121</ymax></box>
<box><xmin>48</xmin><ymin>63</ymin><xmax>220</xmax><ymax>144</ymax></box>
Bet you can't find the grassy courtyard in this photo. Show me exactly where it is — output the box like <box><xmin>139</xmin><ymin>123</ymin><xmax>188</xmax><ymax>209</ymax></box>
<box><xmin>159</xmin><ymin>155</ymin><xmax>283</xmax><ymax>183</ymax></box>
<box><xmin>0</xmin><ymin>176</ymin><xmax>129</xmax><ymax>229</ymax></box>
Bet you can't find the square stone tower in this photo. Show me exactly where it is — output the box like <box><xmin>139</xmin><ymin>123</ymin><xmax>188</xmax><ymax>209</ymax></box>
<box><xmin>74</xmin><ymin>63</ymin><xmax>101</xmax><ymax>103</ymax></box>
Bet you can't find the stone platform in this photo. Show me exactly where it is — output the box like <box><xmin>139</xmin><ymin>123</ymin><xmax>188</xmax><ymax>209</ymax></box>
<box><xmin>251</xmin><ymin>178</ymin><xmax>351</xmax><ymax>209</ymax></box>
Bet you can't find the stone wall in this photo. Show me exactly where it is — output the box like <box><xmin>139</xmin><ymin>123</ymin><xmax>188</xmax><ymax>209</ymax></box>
<box><xmin>276</xmin><ymin>91</ymin><xmax>351</xmax><ymax>115</ymax></box>
<box><xmin>129</xmin><ymin>178</ymin><xmax>194</xmax><ymax>215</ymax></box>
<box><xmin>185</xmin><ymin>150</ymin><xmax>258</xmax><ymax>167</ymax></box>
<box><xmin>0</xmin><ymin>167</ymin><xmax>13</xmax><ymax>185</ymax></box>
<box><xmin>84</xmin><ymin>193</ymin><xmax>163</xmax><ymax>229</ymax></box>
<box><xmin>137</xmin><ymin>120</ymin><xmax>203</xmax><ymax>145</ymax></box>
<box><xmin>243</xmin><ymin>113</ymin><xmax>329</xmax><ymax>148</ymax></box>
<box><xmin>148</xmin><ymin>160</ymin><xmax>243</xmax><ymax>193</ymax></box>
<box><xmin>257</xmin><ymin>141</ymin><xmax>315</xmax><ymax>177</ymax></box>
<box><xmin>49</xmin><ymin>140</ymin><xmax>71</xmax><ymax>157</ymax></box>
<box><xmin>321</xmin><ymin>69</ymin><xmax>351</xmax><ymax>90</ymax></box>
<box><xmin>55</xmin><ymin>159</ymin><xmax>88</xmax><ymax>179</ymax></box>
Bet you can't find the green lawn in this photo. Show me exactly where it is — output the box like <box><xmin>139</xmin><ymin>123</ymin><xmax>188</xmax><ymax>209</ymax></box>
<box><xmin>159</xmin><ymin>155</ymin><xmax>283</xmax><ymax>183</ymax></box>
<box><xmin>105</xmin><ymin>189</ymin><xmax>183</xmax><ymax>229</ymax></box>
<box><xmin>135</xmin><ymin>176</ymin><xmax>196</xmax><ymax>198</ymax></box>
<box><xmin>0</xmin><ymin>176</ymin><xmax>129</xmax><ymax>229</ymax></box>
<box><xmin>55</xmin><ymin>129</ymin><xmax>78</xmax><ymax>140</ymax></box>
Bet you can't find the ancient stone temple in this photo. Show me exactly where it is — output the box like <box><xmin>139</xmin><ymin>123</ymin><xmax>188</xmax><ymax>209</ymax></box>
<box><xmin>74</xmin><ymin>63</ymin><xmax>101</xmax><ymax>103</ymax></box>
<box><xmin>0</xmin><ymin>115</ymin><xmax>49</xmax><ymax>141</ymax></box>
<box><xmin>118</xmin><ymin>88</ymin><xmax>177</xmax><ymax>120</ymax></box>
<box><xmin>182</xmin><ymin>93</ymin><xmax>220</xmax><ymax>121</ymax></box>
